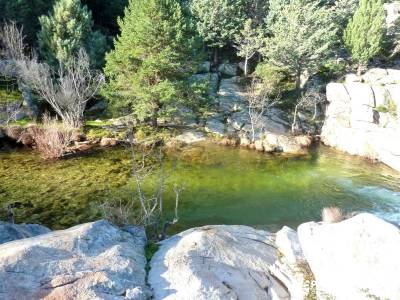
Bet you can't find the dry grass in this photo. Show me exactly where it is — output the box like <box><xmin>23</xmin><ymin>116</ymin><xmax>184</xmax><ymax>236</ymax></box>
<box><xmin>31</xmin><ymin>115</ymin><xmax>73</xmax><ymax>159</ymax></box>
<box><xmin>321</xmin><ymin>207</ymin><xmax>343</xmax><ymax>223</ymax></box>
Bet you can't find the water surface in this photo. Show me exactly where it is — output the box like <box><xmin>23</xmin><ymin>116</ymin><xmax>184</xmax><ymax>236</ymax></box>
<box><xmin>1</xmin><ymin>143</ymin><xmax>399</xmax><ymax>232</ymax></box>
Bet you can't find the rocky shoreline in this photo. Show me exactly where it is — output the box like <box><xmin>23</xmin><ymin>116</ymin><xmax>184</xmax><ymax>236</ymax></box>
<box><xmin>1</xmin><ymin>213</ymin><xmax>399</xmax><ymax>299</ymax></box>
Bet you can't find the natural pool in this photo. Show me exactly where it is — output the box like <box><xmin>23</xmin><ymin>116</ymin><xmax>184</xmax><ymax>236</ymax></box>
<box><xmin>1</xmin><ymin>143</ymin><xmax>400</xmax><ymax>232</ymax></box>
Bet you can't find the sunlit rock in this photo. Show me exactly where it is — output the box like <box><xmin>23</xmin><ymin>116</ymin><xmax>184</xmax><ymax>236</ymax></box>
<box><xmin>0</xmin><ymin>220</ymin><xmax>149</xmax><ymax>300</ymax></box>
<box><xmin>322</xmin><ymin>74</ymin><xmax>400</xmax><ymax>171</ymax></box>
<box><xmin>298</xmin><ymin>213</ymin><xmax>400</xmax><ymax>300</ymax></box>
<box><xmin>149</xmin><ymin>225</ymin><xmax>308</xmax><ymax>300</ymax></box>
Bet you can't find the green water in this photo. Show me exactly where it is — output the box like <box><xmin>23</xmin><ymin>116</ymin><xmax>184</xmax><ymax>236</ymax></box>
<box><xmin>1</xmin><ymin>143</ymin><xmax>400</xmax><ymax>232</ymax></box>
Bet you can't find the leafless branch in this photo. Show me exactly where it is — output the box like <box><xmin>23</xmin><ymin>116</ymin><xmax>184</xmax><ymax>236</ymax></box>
<box><xmin>246</xmin><ymin>79</ymin><xmax>281</xmax><ymax>142</ymax></box>
<box><xmin>292</xmin><ymin>89</ymin><xmax>325</xmax><ymax>134</ymax></box>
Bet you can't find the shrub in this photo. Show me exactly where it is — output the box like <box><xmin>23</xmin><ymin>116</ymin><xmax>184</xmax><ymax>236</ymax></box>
<box><xmin>254</xmin><ymin>63</ymin><xmax>290</xmax><ymax>94</ymax></box>
<box><xmin>31</xmin><ymin>115</ymin><xmax>74</xmax><ymax>159</ymax></box>
<box><xmin>321</xmin><ymin>207</ymin><xmax>343</xmax><ymax>223</ymax></box>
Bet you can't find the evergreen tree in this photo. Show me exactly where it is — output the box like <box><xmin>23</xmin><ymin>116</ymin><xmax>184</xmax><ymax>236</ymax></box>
<box><xmin>37</xmin><ymin>0</ymin><xmax>107</xmax><ymax>68</ymax></box>
<box><xmin>263</xmin><ymin>0</ymin><xmax>337</xmax><ymax>93</ymax></box>
<box><xmin>234</xmin><ymin>19</ymin><xmax>264</xmax><ymax>76</ymax></box>
<box><xmin>103</xmin><ymin>0</ymin><xmax>197</xmax><ymax>125</ymax></box>
<box><xmin>190</xmin><ymin>0</ymin><xmax>247</xmax><ymax>63</ymax></box>
<box><xmin>344</xmin><ymin>0</ymin><xmax>385</xmax><ymax>73</ymax></box>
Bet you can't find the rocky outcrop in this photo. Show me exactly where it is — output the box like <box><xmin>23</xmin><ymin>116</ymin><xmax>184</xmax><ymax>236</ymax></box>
<box><xmin>203</xmin><ymin>76</ymin><xmax>312</xmax><ymax>155</ymax></box>
<box><xmin>298</xmin><ymin>213</ymin><xmax>400</xmax><ymax>300</ymax></box>
<box><xmin>149</xmin><ymin>214</ymin><xmax>400</xmax><ymax>300</ymax></box>
<box><xmin>0</xmin><ymin>222</ymin><xmax>51</xmax><ymax>244</ymax></box>
<box><xmin>0</xmin><ymin>220</ymin><xmax>149</xmax><ymax>300</ymax></box>
<box><xmin>149</xmin><ymin>225</ymin><xmax>310</xmax><ymax>300</ymax></box>
<box><xmin>321</xmin><ymin>68</ymin><xmax>400</xmax><ymax>171</ymax></box>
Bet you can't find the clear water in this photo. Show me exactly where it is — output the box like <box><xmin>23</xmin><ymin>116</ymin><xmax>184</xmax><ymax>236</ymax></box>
<box><xmin>1</xmin><ymin>143</ymin><xmax>399</xmax><ymax>232</ymax></box>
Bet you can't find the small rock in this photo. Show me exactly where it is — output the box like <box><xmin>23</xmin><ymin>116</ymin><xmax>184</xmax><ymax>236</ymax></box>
<box><xmin>100</xmin><ymin>137</ymin><xmax>118</xmax><ymax>147</ymax></box>
<box><xmin>218</xmin><ymin>62</ymin><xmax>238</xmax><ymax>77</ymax></box>
<box><xmin>197</xmin><ymin>61</ymin><xmax>211</xmax><ymax>73</ymax></box>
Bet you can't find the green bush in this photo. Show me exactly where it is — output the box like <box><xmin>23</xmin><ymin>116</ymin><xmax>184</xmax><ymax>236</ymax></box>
<box><xmin>254</xmin><ymin>63</ymin><xmax>291</xmax><ymax>93</ymax></box>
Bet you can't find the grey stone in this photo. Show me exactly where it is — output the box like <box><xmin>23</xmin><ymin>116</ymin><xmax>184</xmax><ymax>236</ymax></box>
<box><xmin>205</xmin><ymin>117</ymin><xmax>225</xmax><ymax>137</ymax></box>
<box><xmin>217</xmin><ymin>77</ymin><xmax>246</xmax><ymax>113</ymax></box>
<box><xmin>175</xmin><ymin>130</ymin><xmax>206</xmax><ymax>144</ymax></box>
<box><xmin>218</xmin><ymin>63</ymin><xmax>238</xmax><ymax>77</ymax></box>
<box><xmin>298</xmin><ymin>213</ymin><xmax>400</xmax><ymax>300</ymax></box>
<box><xmin>149</xmin><ymin>225</ymin><xmax>306</xmax><ymax>300</ymax></box>
<box><xmin>87</xmin><ymin>100</ymin><xmax>107</xmax><ymax>114</ymax></box>
<box><xmin>197</xmin><ymin>61</ymin><xmax>211</xmax><ymax>73</ymax></box>
<box><xmin>0</xmin><ymin>222</ymin><xmax>51</xmax><ymax>245</ymax></box>
<box><xmin>322</xmin><ymin>77</ymin><xmax>400</xmax><ymax>171</ymax></box>
<box><xmin>0</xmin><ymin>220</ymin><xmax>149</xmax><ymax>300</ymax></box>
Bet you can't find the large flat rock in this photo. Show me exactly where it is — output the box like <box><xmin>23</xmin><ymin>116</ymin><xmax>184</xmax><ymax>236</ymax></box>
<box><xmin>149</xmin><ymin>225</ymin><xmax>308</xmax><ymax>300</ymax></box>
<box><xmin>0</xmin><ymin>220</ymin><xmax>149</xmax><ymax>300</ymax></box>
<box><xmin>298</xmin><ymin>213</ymin><xmax>400</xmax><ymax>300</ymax></box>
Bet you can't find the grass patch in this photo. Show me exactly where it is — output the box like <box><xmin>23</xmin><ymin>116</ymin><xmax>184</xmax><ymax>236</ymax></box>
<box><xmin>0</xmin><ymin>87</ymin><xmax>22</xmax><ymax>105</ymax></box>
<box><xmin>85</xmin><ymin>119</ymin><xmax>112</xmax><ymax>127</ymax></box>
<box><xmin>7</xmin><ymin>118</ymin><xmax>32</xmax><ymax>126</ymax></box>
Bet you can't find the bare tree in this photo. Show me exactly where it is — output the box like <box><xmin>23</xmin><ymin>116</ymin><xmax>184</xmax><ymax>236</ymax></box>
<box><xmin>291</xmin><ymin>89</ymin><xmax>325</xmax><ymax>134</ymax></box>
<box><xmin>18</xmin><ymin>50</ymin><xmax>104</xmax><ymax>128</ymax></box>
<box><xmin>0</xmin><ymin>22</ymin><xmax>104</xmax><ymax>129</ymax></box>
<box><xmin>0</xmin><ymin>21</ymin><xmax>25</xmax><ymax>62</ymax></box>
<box><xmin>100</xmin><ymin>139</ymin><xmax>184</xmax><ymax>240</ymax></box>
<box><xmin>246</xmin><ymin>79</ymin><xmax>280</xmax><ymax>142</ymax></box>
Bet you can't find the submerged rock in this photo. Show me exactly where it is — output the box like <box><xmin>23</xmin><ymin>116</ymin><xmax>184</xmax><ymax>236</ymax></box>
<box><xmin>0</xmin><ymin>220</ymin><xmax>149</xmax><ymax>300</ymax></box>
<box><xmin>298</xmin><ymin>213</ymin><xmax>400</xmax><ymax>300</ymax></box>
<box><xmin>0</xmin><ymin>222</ymin><xmax>51</xmax><ymax>244</ymax></box>
<box><xmin>149</xmin><ymin>225</ymin><xmax>308</xmax><ymax>300</ymax></box>
<box><xmin>175</xmin><ymin>130</ymin><xmax>206</xmax><ymax>144</ymax></box>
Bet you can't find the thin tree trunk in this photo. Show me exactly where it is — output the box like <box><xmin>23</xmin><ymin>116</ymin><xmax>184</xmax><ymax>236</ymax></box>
<box><xmin>213</xmin><ymin>48</ymin><xmax>219</xmax><ymax>65</ymax></box>
<box><xmin>152</xmin><ymin>107</ymin><xmax>159</xmax><ymax>127</ymax></box>
<box><xmin>292</xmin><ymin>103</ymin><xmax>299</xmax><ymax>133</ymax></box>
<box><xmin>244</xmin><ymin>57</ymin><xmax>248</xmax><ymax>77</ymax></box>
<box><xmin>295</xmin><ymin>70</ymin><xmax>302</xmax><ymax>95</ymax></box>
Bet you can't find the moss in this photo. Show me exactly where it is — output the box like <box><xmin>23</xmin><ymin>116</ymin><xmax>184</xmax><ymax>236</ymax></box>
<box><xmin>145</xmin><ymin>242</ymin><xmax>159</xmax><ymax>262</ymax></box>
<box><xmin>375</xmin><ymin>97</ymin><xmax>398</xmax><ymax>119</ymax></box>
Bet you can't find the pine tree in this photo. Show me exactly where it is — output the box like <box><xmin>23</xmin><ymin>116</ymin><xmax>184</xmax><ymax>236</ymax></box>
<box><xmin>234</xmin><ymin>19</ymin><xmax>264</xmax><ymax>76</ymax></box>
<box><xmin>263</xmin><ymin>0</ymin><xmax>338</xmax><ymax>93</ymax></box>
<box><xmin>103</xmin><ymin>0</ymin><xmax>197</xmax><ymax>125</ymax></box>
<box><xmin>344</xmin><ymin>0</ymin><xmax>385</xmax><ymax>73</ymax></box>
<box><xmin>190</xmin><ymin>0</ymin><xmax>247</xmax><ymax>63</ymax></box>
<box><xmin>37</xmin><ymin>0</ymin><xmax>106</xmax><ymax>68</ymax></box>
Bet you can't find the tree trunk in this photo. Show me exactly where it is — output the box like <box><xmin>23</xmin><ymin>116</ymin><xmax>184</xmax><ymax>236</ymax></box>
<box><xmin>151</xmin><ymin>107</ymin><xmax>159</xmax><ymax>127</ymax></box>
<box><xmin>244</xmin><ymin>57</ymin><xmax>248</xmax><ymax>77</ymax></box>
<box><xmin>292</xmin><ymin>103</ymin><xmax>299</xmax><ymax>134</ymax></box>
<box><xmin>295</xmin><ymin>70</ymin><xmax>302</xmax><ymax>95</ymax></box>
<box><xmin>213</xmin><ymin>48</ymin><xmax>219</xmax><ymax>65</ymax></box>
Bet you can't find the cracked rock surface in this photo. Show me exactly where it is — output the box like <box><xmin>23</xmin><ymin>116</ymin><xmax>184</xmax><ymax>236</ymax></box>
<box><xmin>0</xmin><ymin>220</ymin><xmax>149</xmax><ymax>300</ymax></box>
